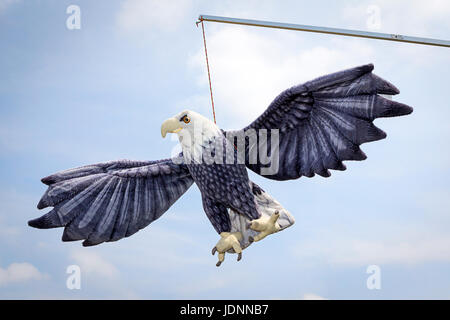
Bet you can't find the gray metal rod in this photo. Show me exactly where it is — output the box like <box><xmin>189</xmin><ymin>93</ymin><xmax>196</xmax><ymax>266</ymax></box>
<box><xmin>198</xmin><ymin>14</ymin><xmax>450</xmax><ymax>48</ymax></box>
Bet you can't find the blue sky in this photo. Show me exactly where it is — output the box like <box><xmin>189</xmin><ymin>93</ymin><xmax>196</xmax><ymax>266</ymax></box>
<box><xmin>0</xmin><ymin>0</ymin><xmax>449</xmax><ymax>299</ymax></box>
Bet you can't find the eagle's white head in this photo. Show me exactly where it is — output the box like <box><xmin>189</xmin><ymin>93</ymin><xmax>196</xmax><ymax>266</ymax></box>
<box><xmin>161</xmin><ymin>110</ymin><xmax>221</xmax><ymax>161</ymax></box>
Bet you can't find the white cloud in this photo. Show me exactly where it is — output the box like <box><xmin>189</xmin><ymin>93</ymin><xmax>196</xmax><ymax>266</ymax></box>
<box><xmin>189</xmin><ymin>26</ymin><xmax>376</xmax><ymax>128</ymax></box>
<box><xmin>116</xmin><ymin>0</ymin><xmax>192</xmax><ymax>33</ymax></box>
<box><xmin>186</xmin><ymin>1</ymin><xmax>448</xmax><ymax>130</ymax></box>
<box><xmin>67</xmin><ymin>250</ymin><xmax>142</xmax><ymax>299</ymax></box>
<box><xmin>70</xmin><ymin>250</ymin><xmax>119</xmax><ymax>279</ymax></box>
<box><xmin>0</xmin><ymin>262</ymin><xmax>47</xmax><ymax>286</ymax></box>
<box><xmin>303</xmin><ymin>293</ymin><xmax>326</xmax><ymax>300</ymax></box>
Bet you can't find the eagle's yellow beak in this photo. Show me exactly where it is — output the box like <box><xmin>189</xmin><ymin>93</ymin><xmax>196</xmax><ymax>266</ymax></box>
<box><xmin>161</xmin><ymin>117</ymin><xmax>182</xmax><ymax>138</ymax></box>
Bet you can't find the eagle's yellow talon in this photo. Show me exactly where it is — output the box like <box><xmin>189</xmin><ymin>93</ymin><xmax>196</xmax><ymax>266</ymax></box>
<box><xmin>212</xmin><ymin>232</ymin><xmax>243</xmax><ymax>266</ymax></box>
<box><xmin>248</xmin><ymin>211</ymin><xmax>281</xmax><ymax>242</ymax></box>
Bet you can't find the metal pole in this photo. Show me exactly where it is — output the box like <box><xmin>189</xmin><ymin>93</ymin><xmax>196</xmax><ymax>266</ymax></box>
<box><xmin>198</xmin><ymin>14</ymin><xmax>450</xmax><ymax>48</ymax></box>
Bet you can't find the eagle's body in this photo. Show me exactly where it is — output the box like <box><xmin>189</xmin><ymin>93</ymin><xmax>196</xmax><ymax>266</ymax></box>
<box><xmin>184</xmin><ymin>130</ymin><xmax>261</xmax><ymax>234</ymax></box>
<box><xmin>28</xmin><ymin>64</ymin><xmax>413</xmax><ymax>265</ymax></box>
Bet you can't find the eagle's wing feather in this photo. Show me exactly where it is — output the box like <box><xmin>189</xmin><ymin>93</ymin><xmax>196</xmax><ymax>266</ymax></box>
<box><xmin>226</xmin><ymin>64</ymin><xmax>413</xmax><ymax>180</ymax></box>
<box><xmin>28</xmin><ymin>155</ymin><xmax>193</xmax><ymax>246</ymax></box>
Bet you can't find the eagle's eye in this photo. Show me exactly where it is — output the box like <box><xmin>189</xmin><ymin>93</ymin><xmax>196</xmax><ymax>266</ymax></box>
<box><xmin>181</xmin><ymin>115</ymin><xmax>190</xmax><ymax>124</ymax></box>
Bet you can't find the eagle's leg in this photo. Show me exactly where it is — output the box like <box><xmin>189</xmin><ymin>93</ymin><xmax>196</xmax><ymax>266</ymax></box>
<box><xmin>212</xmin><ymin>231</ymin><xmax>243</xmax><ymax>267</ymax></box>
<box><xmin>248</xmin><ymin>210</ymin><xmax>281</xmax><ymax>243</ymax></box>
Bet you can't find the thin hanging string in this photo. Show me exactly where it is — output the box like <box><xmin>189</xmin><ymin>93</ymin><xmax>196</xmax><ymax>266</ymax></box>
<box><xmin>199</xmin><ymin>20</ymin><xmax>217</xmax><ymax>124</ymax></box>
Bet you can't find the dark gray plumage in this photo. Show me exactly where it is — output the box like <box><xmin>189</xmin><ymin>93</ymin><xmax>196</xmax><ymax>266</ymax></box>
<box><xmin>189</xmin><ymin>161</ymin><xmax>260</xmax><ymax>233</ymax></box>
<box><xmin>227</xmin><ymin>63</ymin><xmax>412</xmax><ymax>180</ymax></box>
<box><xmin>29</xmin><ymin>157</ymin><xmax>193</xmax><ymax>246</ymax></box>
<box><xmin>29</xmin><ymin>64</ymin><xmax>413</xmax><ymax>247</ymax></box>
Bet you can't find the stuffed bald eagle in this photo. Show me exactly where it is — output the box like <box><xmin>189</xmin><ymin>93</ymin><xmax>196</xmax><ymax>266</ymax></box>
<box><xmin>29</xmin><ymin>64</ymin><xmax>412</xmax><ymax>266</ymax></box>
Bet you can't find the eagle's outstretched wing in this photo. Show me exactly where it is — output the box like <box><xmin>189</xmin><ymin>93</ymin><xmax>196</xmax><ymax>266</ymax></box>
<box><xmin>226</xmin><ymin>64</ymin><xmax>413</xmax><ymax>180</ymax></box>
<box><xmin>28</xmin><ymin>155</ymin><xmax>193</xmax><ymax>246</ymax></box>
